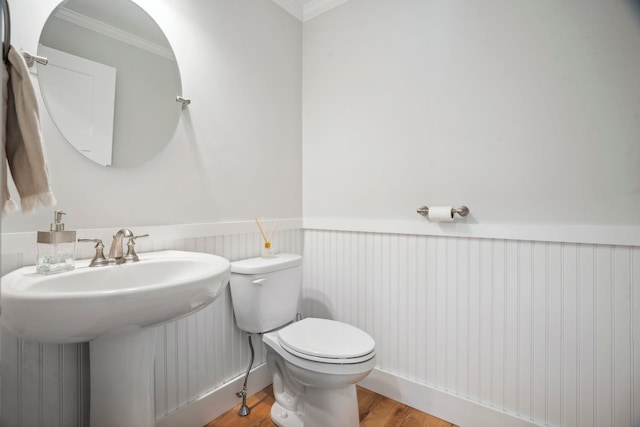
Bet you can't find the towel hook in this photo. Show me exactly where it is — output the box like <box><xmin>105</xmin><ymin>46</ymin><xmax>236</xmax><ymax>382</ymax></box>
<box><xmin>22</xmin><ymin>50</ymin><xmax>48</xmax><ymax>67</ymax></box>
<box><xmin>176</xmin><ymin>96</ymin><xmax>191</xmax><ymax>110</ymax></box>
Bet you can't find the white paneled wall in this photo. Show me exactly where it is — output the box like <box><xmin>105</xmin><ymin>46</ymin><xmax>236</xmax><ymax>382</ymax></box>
<box><xmin>302</xmin><ymin>229</ymin><xmax>640</xmax><ymax>427</ymax></box>
<box><xmin>0</xmin><ymin>228</ymin><xmax>303</xmax><ymax>427</ymax></box>
<box><xmin>3</xmin><ymin>226</ymin><xmax>638</xmax><ymax>427</ymax></box>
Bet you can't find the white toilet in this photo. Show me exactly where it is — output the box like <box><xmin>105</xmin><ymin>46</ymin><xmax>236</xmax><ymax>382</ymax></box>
<box><xmin>229</xmin><ymin>253</ymin><xmax>376</xmax><ymax>427</ymax></box>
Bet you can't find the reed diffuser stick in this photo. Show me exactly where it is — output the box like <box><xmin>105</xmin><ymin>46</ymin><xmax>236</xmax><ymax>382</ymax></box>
<box><xmin>254</xmin><ymin>217</ymin><xmax>269</xmax><ymax>243</ymax></box>
<box><xmin>268</xmin><ymin>218</ymin><xmax>279</xmax><ymax>242</ymax></box>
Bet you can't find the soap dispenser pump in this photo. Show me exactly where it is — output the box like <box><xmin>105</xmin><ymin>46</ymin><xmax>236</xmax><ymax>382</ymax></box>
<box><xmin>36</xmin><ymin>211</ymin><xmax>77</xmax><ymax>274</ymax></box>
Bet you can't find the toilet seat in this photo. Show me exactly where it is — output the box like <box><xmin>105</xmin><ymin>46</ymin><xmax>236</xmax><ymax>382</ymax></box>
<box><xmin>277</xmin><ymin>318</ymin><xmax>375</xmax><ymax>364</ymax></box>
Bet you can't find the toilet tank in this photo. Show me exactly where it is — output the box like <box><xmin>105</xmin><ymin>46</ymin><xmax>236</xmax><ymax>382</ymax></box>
<box><xmin>229</xmin><ymin>254</ymin><xmax>302</xmax><ymax>333</ymax></box>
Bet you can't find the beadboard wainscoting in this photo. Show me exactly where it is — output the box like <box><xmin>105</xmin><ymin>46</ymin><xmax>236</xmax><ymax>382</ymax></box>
<box><xmin>3</xmin><ymin>223</ymin><xmax>639</xmax><ymax>427</ymax></box>
<box><xmin>0</xmin><ymin>222</ymin><xmax>303</xmax><ymax>427</ymax></box>
<box><xmin>302</xmin><ymin>229</ymin><xmax>640</xmax><ymax>427</ymax></box>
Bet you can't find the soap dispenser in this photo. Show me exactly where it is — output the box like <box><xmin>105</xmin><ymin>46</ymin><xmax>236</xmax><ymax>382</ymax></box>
<box><xmin>36</xmin><ymin>211</ymin><xmax>77</xmax><ymax>274</ymax></box>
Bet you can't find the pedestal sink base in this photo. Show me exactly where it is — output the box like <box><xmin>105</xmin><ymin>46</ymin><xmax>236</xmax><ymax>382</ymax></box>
<box><xmin>0</xmin><ymin>250</ymin><xmax>231</xmax><ymax>426</ymax></box>
<box><xmin>90</xmin><ymin>327</ymin><xmax>158</xmax><ymax>427</ymax></box>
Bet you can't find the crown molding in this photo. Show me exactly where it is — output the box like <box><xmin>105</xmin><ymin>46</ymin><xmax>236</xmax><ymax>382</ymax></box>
<box><xmin>303</xmin><ymin>0</ymin><xmax>350</xmax><ymax>21</ymax></box>
<box><xmin>271</xmin><ymin>0</ymin><xmax>304</xmax><ymax>21</ymax></box>
<box><xmin>271</xmin><ymin>0</ymin><xmax>350</xmax><ymax>22</ymax></box>
<box><xmin>54</xmin><ymin>7</ymin><xmax>175</xmax><ymax>61</ymax></box>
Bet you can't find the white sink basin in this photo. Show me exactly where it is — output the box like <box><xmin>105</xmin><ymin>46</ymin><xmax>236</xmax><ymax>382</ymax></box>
<box><xmin>1</xmin><ymin>249</ymin><xmax>231</xmax><ymax>427</ymax></box>
<box><xmin>0</xmin><ymin>250</ymin><xmax>230</xmax><ymax>343</ymax></box>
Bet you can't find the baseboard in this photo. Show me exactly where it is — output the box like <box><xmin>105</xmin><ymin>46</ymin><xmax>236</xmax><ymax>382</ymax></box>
<box><xmin>156</xmin><ymin>363</ymin><xmax>272</xmax><ymax>427</ymax></box>
<box><xmin>156</xmin><ymin>364</ymin><xmax>546</xmax><ymax>427</ymax></box>
<box><xmin>358</xmin><ymin>368</ymin><xmax>545</xmax><ymax>427</ymax></box>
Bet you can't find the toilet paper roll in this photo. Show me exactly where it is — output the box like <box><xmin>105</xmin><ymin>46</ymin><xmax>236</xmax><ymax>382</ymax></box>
<box><xmin>428</xmin><ymin>206</ymin><xmax>454</xmax><ymax>222</ymax></box>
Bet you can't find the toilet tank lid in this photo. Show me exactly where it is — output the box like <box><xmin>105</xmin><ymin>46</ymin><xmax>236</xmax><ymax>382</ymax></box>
<box><xmin>231</xmin><ymin>253</ymin><xmax>302</xmax><ymax>274</ymax></box>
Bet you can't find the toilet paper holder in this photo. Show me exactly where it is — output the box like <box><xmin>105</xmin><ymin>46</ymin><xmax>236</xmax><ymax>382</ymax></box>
<box><xmin>416</xmin><ymin>206</ymin><xmax>470</xmax><ymax>218</ymax></box>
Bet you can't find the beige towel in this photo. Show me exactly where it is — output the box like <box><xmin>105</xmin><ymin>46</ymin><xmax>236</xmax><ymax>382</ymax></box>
<box><xmin>2</xmin><ymin>46</ymin><xmax>56</xmax><ymax>216</ymax></box>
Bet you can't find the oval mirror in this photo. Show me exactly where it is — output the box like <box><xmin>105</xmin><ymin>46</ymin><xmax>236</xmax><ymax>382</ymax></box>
<box><xmin>37</xmin><ymin>0</ymin><xmax>182</xmax><ymax>167</ymax></box>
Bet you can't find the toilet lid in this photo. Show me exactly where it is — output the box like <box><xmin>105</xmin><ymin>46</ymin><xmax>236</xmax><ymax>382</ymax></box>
<box><xmin>278</xmin><ymin>318</ymin><xmax>375</xmax><ymax>360</ymax></box>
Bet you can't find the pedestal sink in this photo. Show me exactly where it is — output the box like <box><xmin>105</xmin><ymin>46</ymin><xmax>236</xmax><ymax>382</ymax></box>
<box><xmin>0</xmin><ymin>250</ymin><xmax>231</xmax><ymax>427</ymax></box>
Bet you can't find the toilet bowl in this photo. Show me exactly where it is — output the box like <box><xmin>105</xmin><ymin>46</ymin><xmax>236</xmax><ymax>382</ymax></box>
<box><xmin>229</xmin><ymin>254</ymin><xmax>376</xmax><ymax>427</ymax></box>
<box><xmin>264</xmin><ymin>318</ymin><xmax>376</xmax><ymax>426</ymax></box>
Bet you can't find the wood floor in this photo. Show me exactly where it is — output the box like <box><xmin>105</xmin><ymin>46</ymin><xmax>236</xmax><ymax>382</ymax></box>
<box><xmin>206</xmin><ymin>385</ymin><xmax>457</xmax><ymax>427</ymax></box>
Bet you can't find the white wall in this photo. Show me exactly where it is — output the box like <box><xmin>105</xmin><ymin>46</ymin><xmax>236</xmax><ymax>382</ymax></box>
<box><xmin>3</xmin><ymin>0</ymin><xmax>302</xmax><ymax>232</ymax></box>
<box><xmin>4</xmin><ymin>1</ymin><xmax>640</xmax><ymax>426</ymax></box>
<box><xmin>1</xmin><ymin>0</ymin><xmax>302</xmax><ymax>426</ymax></box>
<box><xmin>303</xmin><ymin>229</ymin><xmax>640</xmax><ymax>427</ymax></box>
<box><xmin>302</xmin><ymin>0</ymin><xmax>640</xmax><ymax>226</ymax></box>
<box><xmin>301</xmin><ymin>1</ymin><xmax>640</xmax><ymax>426</ymax></box>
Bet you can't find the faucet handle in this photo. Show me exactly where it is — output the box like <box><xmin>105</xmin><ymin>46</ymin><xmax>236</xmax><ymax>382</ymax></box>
<box><xmin>122</xmin><ymin>234</ymin><xmax>149</xmax><ymax>264</ymax></box>
<box><xmin>77</xmin><ymin>238</ymin><xmax>111</xmax><ymax>267</ymax></box>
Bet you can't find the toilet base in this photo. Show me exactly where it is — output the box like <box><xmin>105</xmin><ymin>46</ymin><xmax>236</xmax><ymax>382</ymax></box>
<box><xmin>270</xmin><ymin>384</ymin><xmax>360</xmax><ymax>427</ymax></box>
<box><xmin>270</xmin><ymin>401</ymin><xmax>304</xmax><ymax>427</ymax></box>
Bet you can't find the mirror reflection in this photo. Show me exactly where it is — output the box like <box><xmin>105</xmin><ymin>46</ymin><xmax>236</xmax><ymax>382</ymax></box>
<box><xmin>38</xmin><ymin>0</ymin><xmax>182</xmax><ymax>167</ymax></box>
